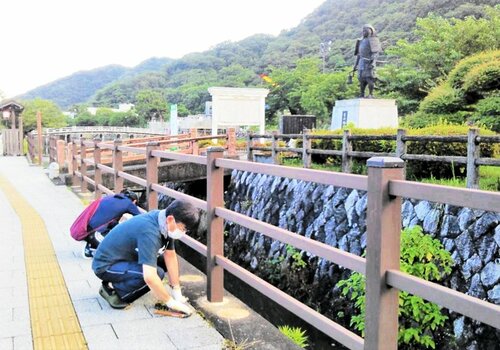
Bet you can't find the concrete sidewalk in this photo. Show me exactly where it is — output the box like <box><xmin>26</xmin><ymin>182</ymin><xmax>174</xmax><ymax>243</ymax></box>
<box><xmin>0</xmin><ymin>156</ymin><xmax>224</xmax><ymax>350</ymax></box>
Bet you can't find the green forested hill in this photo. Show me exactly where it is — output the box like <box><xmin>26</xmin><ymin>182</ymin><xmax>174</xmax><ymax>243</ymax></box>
<box><xmin>20</xmin><ymin>0</ymin><xmax>497</xmax><ymax>111</ymax></box>
<box><xmin>18</xmin><ymin>57</ymin><xmax>172</xmax><ymax>109</ymax></box>
<box><xmin>19</xmin><ymin>65</ymin><xmax>128</xmax><ymax>109</ymax></box>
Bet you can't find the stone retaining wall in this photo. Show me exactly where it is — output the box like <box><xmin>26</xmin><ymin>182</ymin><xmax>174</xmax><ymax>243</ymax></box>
<box><xmin>224</xmin><ymin>170</ymin><xmax>499</xmax><ymax>349</ymax></box>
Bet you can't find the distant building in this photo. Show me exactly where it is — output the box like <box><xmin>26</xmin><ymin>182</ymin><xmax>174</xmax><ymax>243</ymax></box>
<box><xmin>62</xmin><ymin>111</ymin><xmax>76</xmax><ymax>119</ymax></box>
<box><xmin>87</xmin><ymin>107</ymin><xmax>98</xmax><ymax>116</ymax></box>
<box><xmin>86</xmin><ymin>103</ymin><xmax>134</xmax><ymax>115</ymax></box>
<box><xmin>117</xmin><ymin>103</ymin><xmax>134</xmax><ymax>112</ymax></box>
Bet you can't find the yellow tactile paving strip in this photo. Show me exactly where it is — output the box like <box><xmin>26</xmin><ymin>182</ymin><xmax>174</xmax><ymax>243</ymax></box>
<box><xmin>0</xmin><ymin>175</ymin><xmax>87</xmax><ymax>349</ymax></box>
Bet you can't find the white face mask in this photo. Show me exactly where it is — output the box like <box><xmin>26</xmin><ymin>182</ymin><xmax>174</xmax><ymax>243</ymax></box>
<box><xmin>167</xmin><ymin>228</ymin><xmax>185</xmax><ymax>240</ymax></box>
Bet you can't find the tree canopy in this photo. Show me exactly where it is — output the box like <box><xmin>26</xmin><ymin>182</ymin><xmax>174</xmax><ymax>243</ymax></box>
<box><xmin>16</xmin><ymin>1</ymin><xmax>499</xmax><ymax>132</ymax></box>
<box><xmin>20</xmin><ymin>98</ymin><xmax>66</xmax><ymax>131</ymax></box>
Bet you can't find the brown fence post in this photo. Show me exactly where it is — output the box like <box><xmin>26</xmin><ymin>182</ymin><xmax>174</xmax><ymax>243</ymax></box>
<box><xmin>227</xmin><ymin>127</ymin><xmax>236</xmax><ymax>157</ymax></box>
<box><xmin>396</xmin><ymin>128</ymin><xmax>407</xmax><ymax>179</ymax></box>
<box><xmin>146</xmin><ymin>142</ymin><xmax>160</xmax><ymax>210</ymax></box>
<box><xmin>341</xmin><ymin>129</ymin><xmax>352</xmax><ymax>173</ymax></box>
<box><xmin>113</xmin><ymin>139</ymin><xmax>124</xmax><ymax>193</ymax></box>
<box><xmin>56</xmin><ymin>139</ymin><xmax>66</xmax><ymax>167</ymax></box>
<box><xmin>93</xmin><ymin>138</ymin><xmax>102</xmax><ymax>199</ymax></box>
<box><xmin>48</xmin><ymin>136</ymin><xmax>55</xmax><ymax>163</ymax></box>
<box><xmin>190</xmin><ymin>128</ymin><xmax>199</xmax><ymax>155</ymax></box>
<box><xmin>365</xmin><ymin>157</ymin><xmax>404</xmax><ymax>350</ymax></box>
<box><xmin>302</xmin><ymin>128</ymin><xmax>311</xmax><ymax>168</ymax></box>
<box><xmin>271</xmin><ymin>131</ymin><xmax>279</xmax><ymax>164</ymax></box>
<box><xmin>28</xmin><ymin>133</ymin><xmax>34</xmax><ymax>161</ymax></box>
<box><xmin>36</xmin><ymin>112</ymin><xmax>42</xmax><ymax>165</ymax></box>
<box><xmin>466</xmin><ymin>128</ymin><xmax>479</xmax><ymax>189</ymax></box>
<box><xmin>206</xmin><ymin>146</ymin><xmax>225</xmax><ymax>302</ymax></box>
<box><xmin>71</xmin><ymin>142</ymin><xmax>80</xmax><ymax>187</ymax></box>
<box><xmin>80</xmin><ymin>139</ymin><xmax>88</xmax><ymax>193</ymax></box>
<box><xmin>18</xmin><ymin>116</ymin><xmax>24</xmax><ymax>155</ymax></box>
<box><xmin>246</xmin><ymin>131</ymin><xmax>254</xmax><ymax>161</ymax></box>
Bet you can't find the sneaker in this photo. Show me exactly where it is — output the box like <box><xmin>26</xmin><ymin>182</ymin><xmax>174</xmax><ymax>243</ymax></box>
<box><xmin>94</xmin><ymin>231</ymin><xmax>105</xmax><ymax>243</ymax></box>
<box><xmin>82</xmin><ymin>242</ymin><xmax>95</xmax><ymax>259</ymax></box>
<box><xmin>99</xmin><ymin>283</ymin><xmax>129</xmax><ymax>309</ymax></box>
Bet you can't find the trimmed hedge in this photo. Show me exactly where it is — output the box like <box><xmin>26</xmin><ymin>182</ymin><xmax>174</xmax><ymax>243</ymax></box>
<box><xmin>462</xmin><ymin>59</ymin><xmax>500</xmax><ymax>100</ymax></box>
<box><xmin>448</xmin><ymin>50</ymin><xmax>500</xmax><ymax>89</ymax></box>
<box><xmin>300</xmin><ymin>125</ymin><xmax>498</xmax><ymax>179</ymax></box>
<box><xmin>405</xmin><ymin>124</ymin><xmax>497</xmax><ymax>179</ymax></box>
<box><xmin>401</xmin><ymin>111</ymin><xmax>469</xmax><ymax>129</ymax></box>
<box><xmin>419</xmin><ymin>83</ymin><xmax>463</xmax><ymax>114</ymax></box>
<box><xmin>471</xmin><ymin>96</ymin><xmax>500</xmax><ymax>132</ymax></box>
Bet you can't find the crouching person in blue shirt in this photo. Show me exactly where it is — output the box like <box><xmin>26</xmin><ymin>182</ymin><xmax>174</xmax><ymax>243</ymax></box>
<box><xmin>92</xmin><ymin>200</ymin><xmax>199</xmax><ymax>315</ymax></box>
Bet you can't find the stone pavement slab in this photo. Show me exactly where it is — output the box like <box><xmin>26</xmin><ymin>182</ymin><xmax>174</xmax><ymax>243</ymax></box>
<box><xmin>0</xmin><ymin>157</ymin><xmax>224</xmax><ymax>349</ymax></box>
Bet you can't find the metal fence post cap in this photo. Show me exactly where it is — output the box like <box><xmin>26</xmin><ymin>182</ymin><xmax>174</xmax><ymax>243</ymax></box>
<box><xmin>367</xmin><ymin>156</ymin><xmax>404</xmax><ymax>168</ymax></box>
<box><xmin>207</xmin><ymin>146</ymin><xmax>225</xmax><ymax>153</ymax></box>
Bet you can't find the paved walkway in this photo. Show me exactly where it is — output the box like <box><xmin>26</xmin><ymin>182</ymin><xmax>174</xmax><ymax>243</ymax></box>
<box><xmin>0</xmin><ymin>156</ymin><xmax>224</xmax><ymax>350</ymax></box>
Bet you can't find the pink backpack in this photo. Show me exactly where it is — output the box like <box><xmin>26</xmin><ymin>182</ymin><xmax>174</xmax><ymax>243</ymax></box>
<box><xmin>70</xmin><ymin>198</ymin><xmax>102</xmax><ymax>241</ymax></box>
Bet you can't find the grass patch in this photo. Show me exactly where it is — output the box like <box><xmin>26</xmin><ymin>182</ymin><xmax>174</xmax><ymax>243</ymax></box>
<box><xmin>282</xmin><ymin>157</ymin><xmax>341</xmax><ymax>172</ymax></box>
<box><xmin>422</xmin><ymin>166</ymin><xmax>500</xmax><ymax>191</ymax></box>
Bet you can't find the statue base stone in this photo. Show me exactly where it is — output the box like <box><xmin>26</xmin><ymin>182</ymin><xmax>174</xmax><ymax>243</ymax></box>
<box><xmin>330</xmin><ymin>98</ymin><xmax>398</xmax><ymax>130</ymax></box>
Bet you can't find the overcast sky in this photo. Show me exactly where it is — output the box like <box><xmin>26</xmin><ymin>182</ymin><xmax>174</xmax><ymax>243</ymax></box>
<box><xmin>0</xmin><ymin>0</ymin><xmax>324</xmax><ymax>98</ymax></box>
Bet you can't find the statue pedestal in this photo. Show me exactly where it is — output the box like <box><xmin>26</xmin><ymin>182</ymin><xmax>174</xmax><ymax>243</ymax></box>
<box><xmin>330</xmin><ymin>99</ymin><xmax>398</xmax><ymax>130</ymax></box>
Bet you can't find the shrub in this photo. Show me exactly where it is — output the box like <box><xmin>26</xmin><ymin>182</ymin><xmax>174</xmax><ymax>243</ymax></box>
<box><xmin>337</xmin><ymin>226</ymin><xmax>454</xmax><ymax>349</ymax></box>
<box><xmin>406</xmin><ymin>124</ymin><xmax>498</xmax><ymax>179</ymax></box>
<box><xmin>401</xmin><ymin>111</ymin><xmax>469</xmax><ymax>129</ymax></box>
<box><xmin>296</xmin><ymin>127</ymin><xmax>397</xmax><ymax>172</ymax></box>
<box><xmin>470</xmin><ymin>96</ymin><xmax>500</xmax><ymax>132</ymax></box>
<box><xmin>448</xmin><ymin>50</ymin><xmax>500</xmax><ymax>89</ymax></box>
<box><xmin>419</xmin><ymin>83</ymin><xmax>463</xmax><ymax>114</ymax></box>
<box><xmin>285</xmin><ymin>125</ymin><xmax>498</xmax><ymax>179</ymax></box>
<box><xmin>198</xmin><ymin>139</ymin><xmax>227</xmax><ymax>149</ymax></box>
<box><xmin>462</xmin><ymin>59</ymin><xmax>500</xmax><ymax>101</ymax></box>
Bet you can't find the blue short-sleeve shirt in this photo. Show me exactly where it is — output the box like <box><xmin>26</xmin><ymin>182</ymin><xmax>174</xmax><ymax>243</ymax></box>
<box><xmin>92</xmin><ymin>210</ymin><xmax>168</xmax><ymax>274</ymax></box>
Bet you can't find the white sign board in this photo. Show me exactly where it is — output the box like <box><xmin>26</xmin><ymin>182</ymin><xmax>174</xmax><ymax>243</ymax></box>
<box><xmin>208</xmin><ymin>87</ymin><xmax>269</xmax><ymax>135</ymax></box>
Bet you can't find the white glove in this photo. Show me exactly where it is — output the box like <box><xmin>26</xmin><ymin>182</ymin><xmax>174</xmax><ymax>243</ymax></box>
<box><xmin>166</xmin><ymin>298</ymin><xmax>192</xmax><ymax>315</ymax></box>
<box><xmin>171</xmin><ymin>285</ymin><xmax>188</xmax><ymax>303</ymax></box>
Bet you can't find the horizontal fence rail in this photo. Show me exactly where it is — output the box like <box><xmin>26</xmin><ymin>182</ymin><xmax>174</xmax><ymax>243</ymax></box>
<box><xmin>389</xmin><ymin>180</ymin><xmax>500</xmax><ymax>212</ymax></box>
<box><xmin>32</xmin><ymin>125</ymin><xmax>500</xmax><ymax>350</ymax></box>
<box><xmin>246</xmin><ymin>128</ymin><xmax>499</xmax><ymax>189</ymax></box>
<box><xmin>216</xmin><ymin>207</ymin><xmax>366</xmax><ymax>274</ymax></box>
<box><xmin>386</xmin><ymin>270</ymin><xmax>500</xmax><ymax>330</ymax></box>
<box><xmin>217</xmin><ymin>158</ymin><xmax>368</xmax><ymax>191</ymax></box>
<box><xmin>216</xmin><ymin>254</ymin><xmax>365</xmax><ymax>350</ymax></box>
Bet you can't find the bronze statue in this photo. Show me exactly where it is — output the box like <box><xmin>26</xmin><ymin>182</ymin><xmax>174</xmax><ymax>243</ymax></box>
<box><xmin>353</xmin><ymin>24</ymin><xmax>382</xmax><ymax>98</ymax></box>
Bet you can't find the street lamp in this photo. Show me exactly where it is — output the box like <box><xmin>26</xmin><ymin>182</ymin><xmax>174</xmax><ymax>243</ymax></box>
<box><xmin>320</xmin><ymin>40</ymin><xmax>332</xmax><ymax>73</ymax></box>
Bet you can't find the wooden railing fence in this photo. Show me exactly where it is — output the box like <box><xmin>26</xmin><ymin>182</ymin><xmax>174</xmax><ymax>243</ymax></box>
<box><xmin>247</xmin><ymin>128</ymin><xmax>500</xmax><ymax>189</ymax></box>
<box><xmin>50</xmin><ymin>131</ymin><xmax>499</xmax><ymax>349</ymax></box>
<box><xmin>27</xmin><ymin>127</ymin><xmax>237</xmax><ymax>169</ymax></box>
